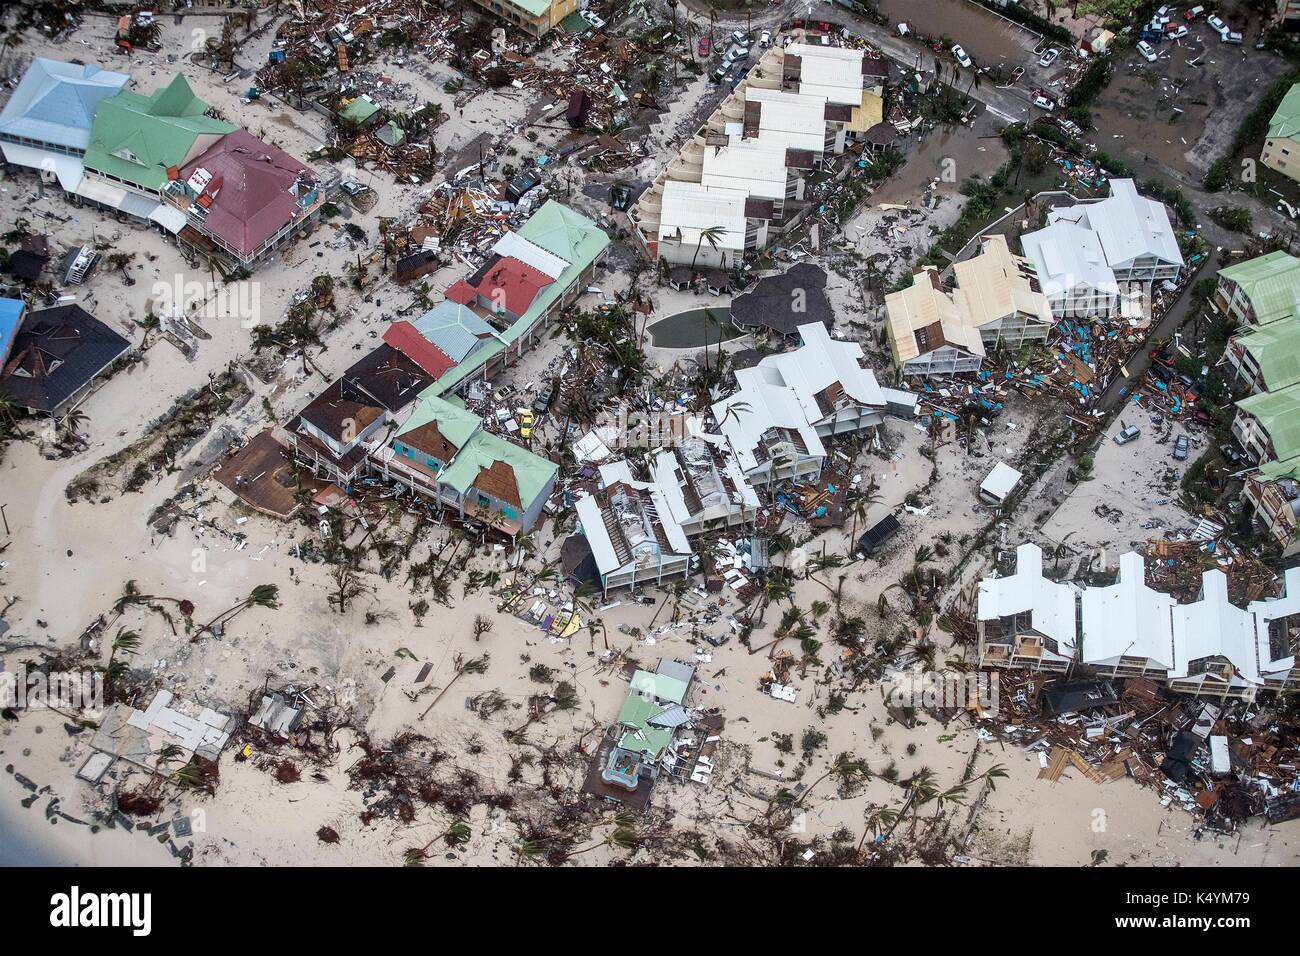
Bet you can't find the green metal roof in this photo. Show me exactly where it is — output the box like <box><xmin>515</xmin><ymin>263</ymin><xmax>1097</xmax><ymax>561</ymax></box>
<box><xmin>83</xmin><ymin>74</ymin><xmax>235</xmax><ymax>191</ymax></box>
<box><xmin>340</xmin><ymin>96</ymin><xmax>379</xmax><ymax>123</ymax></box>
<box><xmin>1238</xmin><ymin>384</ymin><xmax>1300</xmax><ymax>462</ymax></box>
<box><xmin>1235</xmin><ymin>317</ymin><xmax>1300</xmax><ymax>391</ymax></box>
<box><xmin>1219</xmin><ymin>250</ymin><xmax>1300</xmax><ymax>327</ymax></box>
<box><xmin>422</xmin><ymin>201</ymin><xmax>607</xmax><ymax>397</ymax></box>
<box><xmin>395</xmin><ymin>395</ymin><xmax>481</xmax><ymax>450</ymax></box>
<box><xmin>618</xmin><ymin>725</ymin><xmax>673</xmax><ymax>760</ymax></box>
<box><xmin>510</xmin><ymin>0</ymin><xmax>553</xmax><ymax>17</ymax></box>
<box><xmin>616</xmin><ymin>692</ymin><xmax>661</xmax><ymax>727</ymax></box>
<box><xmin>1269</xmin><ymin>82</ymin><xmax>1300</xmax><ymax>141</ymax></box>
<box><xmin>627</xmin><ymin>669</ymin><xmax>688</xmax><ymax>704</ymax></box>
<box><xmin>438</xmin><ymin>428</ymin><xmax>557</xmax><ymax>506</ymax></box>
<box><xmin>1257</xmin><ymin>455</ymin><xmax>1300</xmax><ymax>482</ymax></box>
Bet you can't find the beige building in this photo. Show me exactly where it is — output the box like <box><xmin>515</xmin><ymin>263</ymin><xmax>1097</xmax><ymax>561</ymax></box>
<box><xmin>1262</xmin><ymin>82</ymin><xmax>1300</xmax><ymax>182</ymax></box>
<box><xmin>885</xmin><ymin>235</ymin><xmax>1054</xmax><ymax>378</ymax></box>
<box><xmin>467</xmin><ymin>0</ymin><xmax>578</xmax><ymax>39</ymax></box>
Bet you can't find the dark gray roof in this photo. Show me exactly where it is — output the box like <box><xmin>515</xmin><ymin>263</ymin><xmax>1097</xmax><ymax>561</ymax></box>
<box><xmin>728</xmin><ymin>263</ymin><xmax>833</xmax><ymax>338</ymax></box>
<box><xmin>0</xmin><ymin>304</ymin><xmax>130</xmax><ymax>412</ymax></box>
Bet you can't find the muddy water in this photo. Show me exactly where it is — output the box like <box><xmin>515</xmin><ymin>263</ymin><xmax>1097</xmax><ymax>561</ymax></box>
<box><xmin>875</xmin><ymin>0</ymin><xmax>1041</xmax><ymax>69</ymax></box>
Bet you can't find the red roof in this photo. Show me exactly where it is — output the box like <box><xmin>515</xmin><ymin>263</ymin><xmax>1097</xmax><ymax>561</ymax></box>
<box><xmin>444</xmin><ymin>279</ymin><xmax>477</xmax><ymax>305</ymax></box>
<box><xmin>179</xmin><ymin>129</ymin><xmax>316</xmax><ymax>257</ymax></box>
<box><xmin>382</xmin><ymin>321</ymin><xmax>455</xmax><ymax>378</ymax></box>
<box><xmin>473</xmin><ymin>256</ymin><xmax>553</xmax><ymax>317</ymax></box>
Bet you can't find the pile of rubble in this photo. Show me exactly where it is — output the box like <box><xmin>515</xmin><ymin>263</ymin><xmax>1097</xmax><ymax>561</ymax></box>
<box><xmin>975</xmin><ymin>671</ymin><xmax>1300</xmax><ymax>832</ymax></box>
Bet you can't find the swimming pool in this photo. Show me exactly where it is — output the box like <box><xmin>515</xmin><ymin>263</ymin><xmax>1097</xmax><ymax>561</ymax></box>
<box><xmin>647</xmin><ymin>308</ymin><xmax>746</xmax><ymax>349</ymax></box>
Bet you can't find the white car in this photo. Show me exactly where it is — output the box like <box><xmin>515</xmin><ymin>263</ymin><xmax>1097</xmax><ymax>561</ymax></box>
<box><xmin>1223</xmin><ymin>31</ymin><xmax>1243</xmax><ymax>44</ymax></box>
<box><xmin>1137</xmin><ymin>40</ymin><xmax>1158</xmax><ymax>62</ymax></box>
<box><xmin>760</xmin><ymin>29</ymin><xmax>772</xmax><ymax>47</ymax></box>
<box><xmin>952</xmin><ymin>44</ymin><xmax>972</xmax><ymax>68</ymax></box>
<box><xmin>1032</xmin><ymin>93</ymin><xmax>1056</xmax><ymax>111</ymax></box>
<box><xmin>1166</xmin><ymin>25</ymin><xmax>1189</xmax><ymax>39</ymax></box>
<box><xmin>579</xmin><ymin>10</ymin><xmax>605</xmax><ymax>29</ymax></box>
<box><xmin>1039</xmin><ymin>48</ymin><xmax>1059</xmax><ymax>68</ymax></box>
<box><xmin>1207</xmin><ymin>14</ymin><xmax>1228</xmax><ymax>36</ymax></box>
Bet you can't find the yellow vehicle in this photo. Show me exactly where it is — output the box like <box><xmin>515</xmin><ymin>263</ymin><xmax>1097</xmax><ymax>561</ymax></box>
<box><xmin>519</xmin><ymin>411</ymin><xmax>535</xmax><ymax>440</ymax></box>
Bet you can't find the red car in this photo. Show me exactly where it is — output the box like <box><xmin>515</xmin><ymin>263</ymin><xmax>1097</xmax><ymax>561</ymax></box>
<box><xmin>698</xmin><ymin>35</ymin><xmax>711</xmax><ymax>57</ymax></box>
<box><xmin>1149</xmin><ymin>347</ymin><xmax>1176</xmax><ymax>368</ymax></box>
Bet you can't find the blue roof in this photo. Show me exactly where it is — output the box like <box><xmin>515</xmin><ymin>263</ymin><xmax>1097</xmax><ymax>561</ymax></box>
<box><xmin>0</xmin><ymin>58</ymin><xmax>129</xmax><ymax>153</ymax></box>
<box><xmin>0</xmin><ymin>297</ymin><xmax>26</xmax><ymax>368</ymax></box>
<box><xmin>412</xmin><ymin>301</ymin><xmax>497</xmax><ymax>363</ymax></box>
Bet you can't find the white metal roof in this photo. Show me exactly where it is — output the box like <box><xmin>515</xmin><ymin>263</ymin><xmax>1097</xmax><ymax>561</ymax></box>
<box><xmin>657</xmin><ymin>180</ymin><xmax>748</xmax><ymax>251</ymax></box>
<box><xmin>1171</xmin><ymin>570</ymin><xmax>1261</xmax><ymax>685</ymax></box>
<box><xmin>1080</xmin><ymin>552</ymin><xmax>1176</xmax><ymax>670</ymax></box>
<box><xmin>1048</xmin><ymin>179</ymin><xmax>1182</xmax><ymax>272</ymax></box>
<box><xmin>786</xmin><ymin>44</ymin><xmax>865</xmax><ymax>105</ymax></box>
<box><xmin>701</xmin><ymin>139</ymin><xmax>789</xmax><ymax>199</ymax></box>
<box><xmin>1020</xmin><ymin>219</ymin><xmax>1120</xmax><ymax>300</ymax></box>
<box><xmin>979</xmin><ymin>461</ymin><xmax>1022</xmax><ymax>501</ymax></box>
<box><xmin>976</xmin><ymin>543</ymin><xmax>1078</xmax><ymax>654</ymax></box>
<box><xmin>742</xmin><ymin>87</ymin><xmax>828</xmax><ymax>153</ymax></box>
<box><xmin>1248</xmin><ymin>566</ymin><xmax>1300</xmax><ymax>679</ymax></box>
<box><xmin>0</xmin><ymin>141</ymin><xmax>85</xmax><ymax>191</ymax></box>
<box><xmin>711</xmin><ymin>322</ymin><xmax>884</xmax><ymax>474</ymax></box>
<box><xmin>492</xmin><ymin>230</ymin><xmax>569</xmax><ymax>279</ymax></box>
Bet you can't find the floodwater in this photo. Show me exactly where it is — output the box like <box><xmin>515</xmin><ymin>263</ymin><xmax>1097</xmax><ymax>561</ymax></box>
<box><xmin>648</xmin><ymin>308</ymin><xmax>745</xmax><ymax>349</ymax></box>
<box><xmin>875</xmin><ymin>0</ymin><xmax>1041</xmax><ymax>69</ymax></box>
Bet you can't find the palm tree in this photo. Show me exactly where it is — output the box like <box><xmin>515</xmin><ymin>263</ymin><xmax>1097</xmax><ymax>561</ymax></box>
<box><xmin>104</xmin><ymin>627</ymin><xmax>140</xmax><ymax>690</ymax></box>
<box><xmin>689</xmin><ymin>225</ymin><xmax>726</xmax><ymax>273</ymax></box>
<box><xmin>59</xmin><ymin>407</ymin><xmax>89</xmax><ymax>445</ymax></box>
<box><xmin>405</xmin><ymin>820</ymin><xmax>472</xmax><ymax>865</ymax></box>
<box><xmin>565</xmin><ymin>812</ymin><xmax>639</xmax><ymax>859</ymax></box>
<box><xmin>0</xmin><ymin>391</ymin><xmax>18</xmax><ymax>426</ymax></box>
<box><xmin>846</xmin><ymin>477</ymin><xmax>882</xmax><ymax>557</ymax></box>
<box><xmin>420</xmin><ymin>653</ymin><xmax>490</xmax><ymax>718</ymax></box>
<box><xmin>198</xmin><ymin>584</ymin><xmax>280</xmax><ymax>637</ymax></box>
<box><xmin>796</xmin><ymin>752</ymin><xmax>871</xmax><ymax>806</ymax></box>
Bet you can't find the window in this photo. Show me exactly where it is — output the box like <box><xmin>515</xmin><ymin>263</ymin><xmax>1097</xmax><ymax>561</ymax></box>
<box><xmin>502</xmin><ymin>506</ymin><xmax>518</xmax><ymax>520</ymax></box>
<box><xmin>478</xmin><ymin>493</ymin><xmax>491</xmax><ymax>508</ymax></box>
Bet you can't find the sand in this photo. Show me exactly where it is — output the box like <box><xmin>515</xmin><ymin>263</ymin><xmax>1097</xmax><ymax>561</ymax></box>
<box><xmin>0</xmin><ymin>9</ymin><xmax>1296</xmax><ymax>869</ymax></box>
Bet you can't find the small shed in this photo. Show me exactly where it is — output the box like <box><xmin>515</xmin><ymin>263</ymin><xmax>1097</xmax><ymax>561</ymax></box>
<box><xmin>566</xmin><ymin>89</ymin><xmax>591</xmax><ymax>128</ymax></box>
<box><xmin>979</xmin><ymin>461</ymin><xmax>1023</xmax><ymax>507</ymax></box>
<box><xmin>857</xmin><ymin>513</ymin><xmax>900</xmax><ymax>557</ymax></box>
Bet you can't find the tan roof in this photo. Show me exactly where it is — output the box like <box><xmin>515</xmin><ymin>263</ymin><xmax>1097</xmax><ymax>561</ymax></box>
<box><xmin>884</xmin><ymin>267</ymin><xmax>983</xmax><ymax>364</ymax></box>
<box><xmin>952</xmin><ymin>235</ymin><xmax>1054</xmax><ymax>330</ymax></box>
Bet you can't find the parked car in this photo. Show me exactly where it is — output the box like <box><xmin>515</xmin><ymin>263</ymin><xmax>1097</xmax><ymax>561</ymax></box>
<box><xmin>760</xmin><ymin>29</ymin><xmax>772</xmax><ymax>47</ymax></box>
<box><xmin>897</xmin><ymin>22</ymin><xmax>910</xmax><ymax>36</ymax></box>
<box><xmin>1008</xmin><ymin>66</ymin><xmax>1025</xmax><ymax>84</ymax></box>
<box><xmin>519</xmin><ymin>411</ymin><xmax>535</xmax><ymax>441</ymax></box>
<box><xmin>1193</xmin><ymin>408</ymin><xmax>1216</xmax><ymax>427</ymax></box>
<box><xmin>579</xmin><ymin>10</ymin><xmax>605</xmax><ymax>29</ymax></box>
<box><xmin>1185</xmin><ymin>5</ymin><xmax>1205</xmax><ymax>19</ymax></box>
<box><xmin>698</xmin><ymin>34</ymin><xmax>711</xmax><ymax>57</ymax></box>
<box><xmin>725</xmin><ymin>46</ymin><xmax>749</xmax><ymax>64</ymax></box>
<box><xmin>712</xmin><ymin>64</ymin><xmax>728</xmax><ymax>82</ymax></box>
<box><xmin>1039</xmin><ymin>48</ymin><xmax>1059</xmax><ymax>68</ymax></box>
<box><xmin>1207</xmin><ymin>14</ymin><xmax>1229</xmax><ymax>36</ymax></box>
<box><xmin>1115</xmin><ymin>423</ymin><xmax>1142</xmax><ymax>445</ymax></box>
<box><xmin>1166</xmin><ymin>24</ymin><xmax>1189</xmax><ymax>39</ymax></box>
<box><xmin>1173</xmin><ymin>434</ymin><xmax>1189</xmax><ymax>461</ymax></box>
<box><xmin>533</xmin><ymin>383</ymin><xmax>555</xmax><ymax>414</ymax></box>
<box><xmin>1224</xmin><ymin>31</ymin><xmax>1243</xmax><ymax>44</ymax></box>
<box><xmin>1149</xmin><ymin>347</ymin><xmax>1176</xmax><ymax>367</ymax></box>
<box><xmin>1033</xmin><ymin>92</ymin><xmax>1056</xmax><ymax>110</ymax></box>
<box><xmin>1137</xmin><ymin>40</ymin><xmax>1158</xmax><ymax>62</ymax></box>
<box><xmin>1221</xmin><ymin>443</ymin><xmax>1248</xmax><ymax>466</ymax></box>
<box><xmin>952</xmin><ymin>44</ymin><xmax>972</xmax><ymax>68</ymax></box>
<box><xmin>731</xmin><ymin>30</ymin><xmax>749</xmax><ymax>45</ymax></box>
